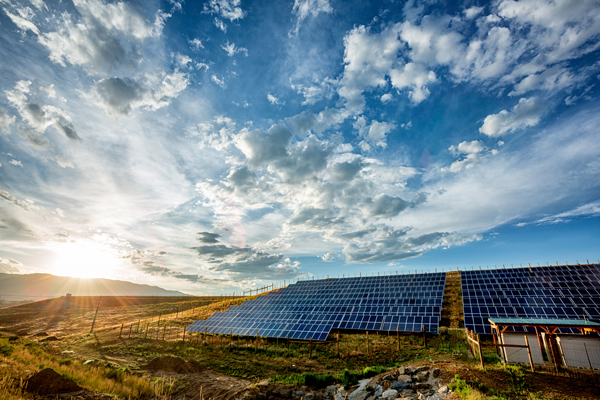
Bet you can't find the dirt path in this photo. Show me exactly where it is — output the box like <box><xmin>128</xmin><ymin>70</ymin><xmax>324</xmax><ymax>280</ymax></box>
<box><xmin>157</xmin><ymin>370</ymin><xmax>252</xmax><ymax>400</ymax></box>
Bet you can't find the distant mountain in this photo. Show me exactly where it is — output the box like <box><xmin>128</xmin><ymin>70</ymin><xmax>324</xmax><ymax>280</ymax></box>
<box><xmin>0</xmin><ymin>273</ymin><xmax>188</xmax><ymax>301</ymax></box>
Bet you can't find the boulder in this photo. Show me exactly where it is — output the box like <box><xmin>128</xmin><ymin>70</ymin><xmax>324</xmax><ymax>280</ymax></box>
<box><xmin>348</xmin><ymin>379</ymin><xmax>371</xmax><ymax>400</ymax></box>
<box><xmin>413</xmin><ymin>366</ymin><xmax>428</xmax><ymax>374</ymax></box>
<box><xmin>383</xmin><ymin>374</ymin><xmax>396</xmax><ymax>381</ymax></box>
<box><xmin>413</xmin><ymin>371</ymin><xmax>429</xmax><ymax>383</ymax></box>
<box><xmin>391</xmin><ymin>381</ymin><xmax>412</xmax><ymax>390</ymax></box>
<box><xmin>397</xmin><ymin>374</ymin><xmax>412</xmax><ymax>383</ymax></box>
<box><xmin>437</xmin><ymin>386</ymin><xmax>448</xmax><ymax>394</ymax></box>
<box><xmin>397</xmin><ymin>366</ymin><xmax>405</xmax><ymax>375</ymax></box>
<box><xmin>304</xmin><ymin>393</ymin><xmax>315</xmax><ymax>400</ymax></box>
<box><xmin>381</xmin><ymin>388</ymin><xmax>398</xmax><ymax>399</ymax></box>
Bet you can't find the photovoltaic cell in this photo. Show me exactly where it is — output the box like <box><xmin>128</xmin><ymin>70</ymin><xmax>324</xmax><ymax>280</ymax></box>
<box><xmin>461</xmin><ymin>264</ymin><xmax>600</xmax><ymax>335</ymax></box>
<box><xmin>187</xmin><ymin>273</ymin><xmax>446</xmax><ymax>341</ymax></box>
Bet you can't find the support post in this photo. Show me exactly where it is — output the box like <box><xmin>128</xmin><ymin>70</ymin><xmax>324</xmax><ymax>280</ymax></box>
<box><xmin>477</xmin><ymin>334</ymin><xmax>484</xmax><ymax>369</ymax></box>
<box><xmin>524</xmin><ymin>335</ymin><xmax>535</xmax><ymax>373</ymax></box>
<box><xmin>119</xmin><ymin>323</ymin><xmax>124</xmax><ymax>338</ymax></box>
<box><xmin>337</xmin><ymin>334</ymin><xmax>340</xmax><ymax>358</ymax></box>
<box><xmin>163</xmin><ymin>326</ymin><xmax>166</xmax><ymax>341</ymax></box>
<box><xmin>128</xmin><ymin>324</ymin><xmax>132</xmax><ymax>339</ymax></box>
<box><xmin>255</xmin><ymin>332</ymin><xmax>258</xmax><ymax>353</ymax></box>
<box><xmin>423</xmin><ymin>325</ymin><xmax>427</xmax><ymax>349</ymax></box>
<box><xmin>230</xmin><ymin>329</ymin><xmax>233</xmax><ymax>347</ymax></box>
<box><xmin>584</xmin><ymin>343</ymin><xmax>597</xmax><ymax>384</ymax></box>
<box><xmin>144</xmin><ymin>324</ymin><xmax>149</xmax><ymax>339</ymax></box>
<box><xmin>397</xmin><ymin>327</ymin><xmax>400</xmax><ymax>351</ymax></box>
<box><xmin>309</xmin><ymin>337</ymin><xmax>312</xmax><ymax>359</ymax></box>
<box><xmin>183</xmin><ymin>327</ymin><xmax>186</xmax><ymax>342</ymax></box>
<box><xmin>367</xmin><ymin>331</ymin><xmax>370</xmax><ymax>356</ymax></box>
<box><xmin>287</xmin><ymin>335</ymin><xmax>290</xmax><ymax>357</ymax></box>
<box><xmin>90</xmin><ymin>296</ymin><xmax>102</xmax><ymax>334</ymax></box>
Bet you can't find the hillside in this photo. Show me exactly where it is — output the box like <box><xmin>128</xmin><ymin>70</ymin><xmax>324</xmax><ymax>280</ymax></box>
<box><xmin>0</xmin><ymin>273</ymin><xmax>187</xmax><ymax>301</ymax></box>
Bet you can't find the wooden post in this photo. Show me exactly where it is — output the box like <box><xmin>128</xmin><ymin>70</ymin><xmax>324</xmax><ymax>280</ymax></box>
<box><xmin>157</xmin><ymin>313</ymin><xmax>162</xmax><ymax>326</ymax></box>
<box><xmin>230</xmin><ymin>329</ymin><xmax>232</xmax><ymax>347</ymax></box>
<box><xmin>212</xmin><ymin>330</ymin><xmax>215</xmax><ymax>346</ymax></box>
<box><xmin>584</xmin><ymin>343</ymin><xmax>597</xmax><ymax>384</ymax></box>
<box><xmin>534</xmin><ymin>327</ymin><xmax>545</xmax><ymax>360</ymax></box>
<box><xmin>255</xmin><ymin>332</ymin><xmax>258</xmax><ymax>353</ymax></box>
<box><xmin>423</xmin><ymin>325</ymin><xmax>427</xmax><ymax>349</ymax></box>
<box><xmin>205</xmin><ymin>327</ymin><xmax>207</xmax><ymax>345</ymax></box>
<box><xmin>183</xmin><ymin>327</ymin><xmax>186</xmax><ymax>342</ymax></box>
<box><xmin>337</xmin><ymin>334</ymin><xmax>340</xmax><ymax>358</ymax></box>
<box><xmin>128</xmin><ymin>324</ymin><xmax>132</xmax><ymax>339</ymax></box>
<box><xmin>367</xmin><ymin>331</ymin><xmax>370</xmax><ymax>356</ymax></box>
<box><xmin>397</xmin><ymin>327</ymin><xmax>400</xmax><ymax>351</ymax></box>
<box><xmin>497</xmin><ymin>327</ymin><xmax>507</xmax><ymax>364</ymax></box>
<box><xmin>137</xmin><ymin>319</ymin><xmax>140</xmax><ymax>333</ymax></box>
<box><xmin>477</xmin><ymin>334</ymin><xmax>484</xmax><ymax>369</ymax></box>
<box><xmin>287</xmin><ymin>335</ymin><xmax>290</xmax><ymax>357</ymax></box>
<box><xmin>309</xmin><ymin>337</ymin><xmax>313</xmax><ymax>359</ymax></box>
<box><xmin>549</xmin><ymin>336</ymin><xmax>559</xmax><ymax>373</ymax></box>
<box><xmin>176</xmin><ymin>307</ymin><xmax>179</xmax><ymax>318</ymax></box>
<box><xmin>524</xmin><ymin>335</ymin><xmax>535</xmax><ymax>373</ymax></box>
<box><xmin>144</xmin><ymin>324</ymin><xmax>149</xmax><ymax>339</ymax></box>
<box><xmin>492</xmin><ymin>329</ymin><xmax>499</xmax><ymax>356</ymax></box>
<box><xmin>90</xmin><ymin>296</ymin><xmax>102</xmax><ymax>334</ymax></box>
<box><xmin>163</xmin><ymin>326</ymin><xmax>166</xmax><ymax>341</ymax></box>
<box><xmin>119</xmin><ymin>323</ymin><xmax>124</xmax><ymax>338</ymax></box>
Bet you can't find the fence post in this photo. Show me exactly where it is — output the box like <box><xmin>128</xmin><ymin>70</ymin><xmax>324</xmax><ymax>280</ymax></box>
<box><xmin>337</xmin><ymin>334</ymin><xmax>340</xmax><ymax>358</ymax></box>
<box><xmin>524</xmin><ymin>336</ymin><xmax>535</xmax><ymax>373</ymax></box>
<box><xmin>90</xmin><ymin>296</ymin><xmax>102</xmax><ymax>334</ymax></box>
<box><xmin>397</xmin><ymin>327</ymin><xmax>400</xmax><ymax>351</ymax></box>
<box><xmin>119</xmin><ymin>323</ymin><xmax>124</xmax><ymax>338</ymax></box>
<box><xmin>144</xmin><ymin>324</ymin><xmax>149</xmax><ymax>339</ymax></box>
<box><xmin>287</xmin><ymin>335</ymin><xmax>290</xmax><ymax>357</ymax></box>
<box><xmin>163</xmin><ymin>326</ymin><xmax>166</xmax><ymax>341</ymax></box>
<box><xmin>255</xmin><ymin>332</ymin><xmax>258</xmax><ymax>353</ymax></box>
<box><xmin>423</xmin><ymin>325</ymin><xmax>427</xmax><ymax>349</ymax></box>
<box><xmin>477</xmin><ymin>334</ymin><xmax>484</xmax><ymax>369</ymax></box>
<box><xmin>183</xmin><ymin>327</ymin><xmax>186</xmax><ymax>342</ymax></box>
<box><xmin>128</xmin><ymin>324</ymin><xmax>132</xmax><ymax>339</ymax></box>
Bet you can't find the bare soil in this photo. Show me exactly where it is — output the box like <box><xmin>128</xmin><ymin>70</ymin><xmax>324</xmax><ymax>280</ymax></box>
<box><xmin>26</xmin><ymin>367</ymin><xmax>82</xmax><ymax>395</ymax></box>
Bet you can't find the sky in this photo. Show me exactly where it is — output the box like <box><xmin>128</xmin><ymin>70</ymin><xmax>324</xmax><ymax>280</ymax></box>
<box><xmin>0</xmin><ymin>0</ymin><xmax>599</xmax><ymax>295</ymax></box>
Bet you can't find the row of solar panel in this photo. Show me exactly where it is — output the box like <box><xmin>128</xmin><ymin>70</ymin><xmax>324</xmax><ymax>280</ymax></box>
<box><xmin>187</xmin><ymin>273</ymin><xmax>447</xmax><ymax>341</ymax></box>
<box><xmin>461</xmin><ymin>264</ymin><xmax>600</xmax><ymax>334</ymax></box>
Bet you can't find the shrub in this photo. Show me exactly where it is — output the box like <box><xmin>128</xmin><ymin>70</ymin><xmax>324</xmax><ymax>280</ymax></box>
<box><xmin>0</xmin><ymin>343</ymin><xmax>14</xmax><ymax>356</ymax></box>
<box><xmin>59</xmin><ymin>358</ymin><xmax>73</xmax><ymax>366</ymax></box>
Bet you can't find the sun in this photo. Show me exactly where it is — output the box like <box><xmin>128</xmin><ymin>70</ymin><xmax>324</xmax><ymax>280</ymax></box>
<box><xmin>51</xmin><ymin>240</ymin><xmax>123</xmax><ymax>279</ymax></box>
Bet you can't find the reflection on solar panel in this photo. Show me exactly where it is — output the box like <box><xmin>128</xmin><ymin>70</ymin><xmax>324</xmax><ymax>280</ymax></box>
<box><xmin>187</xmin><ymin>273</ymin><xmax>446</xmax><ymax>341</ymax></box>
<box><xmin>462</xmin><ymin>264</ymin><xmax>600</xmax><ymax>335</ymax></box>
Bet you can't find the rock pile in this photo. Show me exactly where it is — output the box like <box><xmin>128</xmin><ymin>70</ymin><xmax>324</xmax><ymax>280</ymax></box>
<box><xmin>234</xmin><ymin>365</ymin><xmax>452</xmax><ymax>400</ymax></box>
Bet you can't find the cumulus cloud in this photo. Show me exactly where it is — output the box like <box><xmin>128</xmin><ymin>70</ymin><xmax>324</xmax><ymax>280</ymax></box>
<box><xmin>9</xmin><ymin>159</ymin><xmax>23</xmax><ymax>167</ymax></box>
<box><xmin>211</xmin><ymin>74</ymin><xmax>226</xmax><ymax>88</ymax></box>
<box><xmin>222</xmin><ymin>41</ymin><xmax>248</xmax><ymax>57</ymax></box>
<box><xmin>5</xmin><ymin>80</ymin><xmax>81</xmax><ymax>140</ymax></box>
<box><xmin>479</xmin><ymin>97</ymin><xmax>544</xmax><ymax>137</ymax></box>
<box><xmin>267</xmin><ymin>93</ymin><xmax>283</xmax><ymax>105</ymax></box>
<box><xmin>90</xmin><ymin>71</ymin><xmax>189</xmax><ymax>116</ymax></box>
<box><xmin>442</xmin><ymin>140</ymin><xmax>500</xmax><ymax>173</ymax></box>
<box><xmin>320</xmin><ymin>252</ymin><xmax>337</xmax><ymax>261</ymax></box>
<box><xmin>189</xmin><ymin>38</ymin><xmax>204</xmax><ymax>50</ymax></box>
<box><xmin>353</xmin><ymin>117</ymin><xmax>395</xmax><ymax>149</ymax></box>
<box><xmin>290</xmin><ymin>0</ymin><xmax>332</xmax><ymax>35</ymax></box>
<box><xmin>0</xmin><ymin>189</ymin><xmax>57</xmax><ymax>222</ymax></box>
<box><xmin>38</xmin><ymin>0</ymin><xmax>165</xmax><ymax>75</ymax></box>
<box><xmin>234</xmin><ymin>124</ymin><xmax>293</xmax><ymax>168</ymax></box>
<box><xmin>188</xmin><ymin>115</ymin><xmax>237</xmax><ymax>150</ymax></box>
<box><xmin>204</xmin><ymin>0</ymin><xmax>245</xmax><ymax>21</ymax></box>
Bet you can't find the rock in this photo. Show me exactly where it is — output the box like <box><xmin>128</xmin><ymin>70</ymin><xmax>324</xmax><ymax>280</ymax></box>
<box><xmin>437</xmin><ymin>386</ymin><xmax>448</xmax><ymax>394</ymax></box>
<box><xmin>391</xmin><ymin>381</ymin><xmax>412</xmax><ymax>390</ymax></box>
<box><xmin>294</xmin><ymin>390</ymin><xmax>305</xmax><ymax>398</ymax></box>
<box><xmin>374</xmin><ymin>385</ymin><xmax>384</xmax><ymax>397</ymax></box>
<box><xmin>348</xmin><ymin>379</ymin><xmax>371</xmax><ymax>400</ymax></box>
<box><xmin>383</xmin><ymin>381</ymin><xmax>391</xmax><ymax>388</ymax></box>
<box><xmin>326</xmin><ymin>385</ymin><xmax>337</xmax><ymax>394</ymax></box>
<box><xmin>25</xmin><ymin>368</ymin><xmax>82</xmax><ymax>395</ymax></box>
<box><xmin>431</xmin><ymin>369</ymin><xmax>441</xmax><ymax>378</ymax></box>
<box><xmin>381</xmin><ymin>388</ymin><xmax>398</xmax><ymax>399</ymax></box>
<box><xmin>404</xmin><ymin>366</ymin><xmax>414</xmax><ymax>375</ymax></box>
<box><xmin>413</xmin><ymin>366</ymin><xmax>428</xmax><ymax>374</ymax></box>
<box><xmin>398</xmin><ymin>366</ymin><xmax>405</xmax><ymax>375</ymax></box>
<box><xmin>281</xmin><ymin>389</ymin><xmax>293</xmax><ymax>397</ymax></box>
<box><xmin>383</xmin><ymin>374</ymin><xmax>396</xmax><ymax>382</ymax></box>
<box><xmin>400</xmin><ymin>389</ymin><xmax>416</xmax><ymax>395</ymax></box>
<box><xmin>413</xmin><ymin>371</ymin><xmax>429</xmax><ymax>383</ymax></box>
<box><xmin>366</xmin><ymin>396</ymin><xmax>376</xmax><ymax>400</ymax></box>
<box><xmin>305</xmin><ymin>393</ymin><xmax>315</xmax><ymax>400</ymax></box>
<box><xmin>397</xmin><ymin>374</ymin><xmax>412</xmax><ymax>383</ymax></box>
<box><xmin>412</xmin><ymin>383</ymin><xmax>431</xmax><ymax>391</ymax></box>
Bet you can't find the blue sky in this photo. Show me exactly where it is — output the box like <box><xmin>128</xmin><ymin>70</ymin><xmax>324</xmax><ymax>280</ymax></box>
<box><xmin>0</xmin><ymin>0</ymin><xmax>599</xmax><ymax>294</ymax></box>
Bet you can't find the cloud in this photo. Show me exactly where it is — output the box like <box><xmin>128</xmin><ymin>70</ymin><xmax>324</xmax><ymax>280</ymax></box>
<box><xmin>222</xmin><ymin>41</ymin><xmax>248</xmax><ymax>57</ymax></box>
<box><xmin>9</xmin><ymin>159</ymin><xmax>23</xmax><ymax>167</ymax></box>
<box><xmin>174</xmin><ymin>53</ymin><xmax>192</xmax><ymax>69</ymax></box>
<box><xmin>188</xmin><ymin>115</ymin><xmax>237</xmax><ymax>150</ymax></box>
<box><xmin>55</xmin><ymin>155</ymin><xmax>74</xmax><ymax>168</ymax></box>
<box><xmin>204</xmin><ymin>0</ymin><xmax>245</xmax><ymax>21</ymax></box>
<box><xmin>38</xmin><ymin>0</ymin><xmax>164</xmax><ymax>75</ymax></box>
<box><xmin>5</xmin><ymin>80</ymin><xmax>81</xmax><ymax>140</ymax></box>
<box><xmin>479</xmin><ymin>97</ymin><xmax>544</xmax><ymax>137</ymax></box>
<box><xmin>442</xmin><ymin>140</ymin><xmax>491</xmax><ymax>173</ymax></box>
<box><xmin>464</xmin><ymin>6</ymin><xmax>484</xmax><ymax>19</ymax></box>
<box><xmin>211</xmin><ymin>74</ymin><xmax>226</xmax><ymax>88</ymax></box>
<box><xmin>533</xmin><ymin>200</ymin><xmax>600</xmax><ymax>225</ymax></box>
<box><xmin>0</xmin><ymin>189</ymin><xmax>57</xmax><ymax>222</ymax></box>
<box><xmin>234</xmin><ymin>124</ymin><xmax>293</xmax><ymax>168</ymax></box>
<box><xmin>353</xmin><ymin>117</ymin><xmax>395</xmax><ymax>149</ymax></box>
<box><xmin>189</xmin><ymin>38</ymin><xmax>204</xmax><ymax>50</ymax></box>
<box><xmin>4</xmin><ymin>9</ymin><xmax>40</xmax><ymax>35</ymax></box>
<box><xmin>0</xmin><ymin>257</ymin><xmax>23</xmax><ymax>274</ymax></box>
<box><xmin>90</xmin><ymin>71</ymin><xmax>189</xmax><ymax>116</ymax></box>
<box><xmin>290</xmin><ymin>0</ymin><xmax>332</xmax><ymax>35</ymax></box>
<box><xmin>197</xmin><ymin>231</ymin><xmax>221</xmax><ymax>243</ymax></box>
<box><xmin>267</xmin><ymin>93</ymin><xmax>283</xmax><ymax>105</ymax></box>
<box><xmin>320</xmin><ymin>252</ymin><xmax>337</xmax><ymax>261</ymax></box>
<box><xmin>0</xmin><ymin>108</ymin><xmax>16</xmax><ymax>133</ymax></box>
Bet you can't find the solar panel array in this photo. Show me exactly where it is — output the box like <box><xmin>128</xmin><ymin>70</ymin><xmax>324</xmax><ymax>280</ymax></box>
<box><xmin>187</xmin><ymin>273</ymin><xmax>446</xmax><ymax>341</ymax></box>
<box><xmin>462</xmin><ymin>264</ymin><xmax>600</xmax><ymax>334</ymax></box>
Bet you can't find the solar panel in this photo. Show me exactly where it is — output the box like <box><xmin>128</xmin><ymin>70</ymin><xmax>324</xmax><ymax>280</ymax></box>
<box><xmin>461</xmin><ymin>264</ymin><xmax>600</xmax><ymax>334</ymax></box>
<box><xmin>187</xmin><ymin>273</ymin><xmax>446</xmax><ymax>341</ymax></box>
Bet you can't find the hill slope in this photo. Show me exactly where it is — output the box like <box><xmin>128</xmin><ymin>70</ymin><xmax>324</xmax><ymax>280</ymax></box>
<box><xmin>0</xmin><ymin>273</ymin><xmax>187</xmax><ymax>300</ymax></box>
